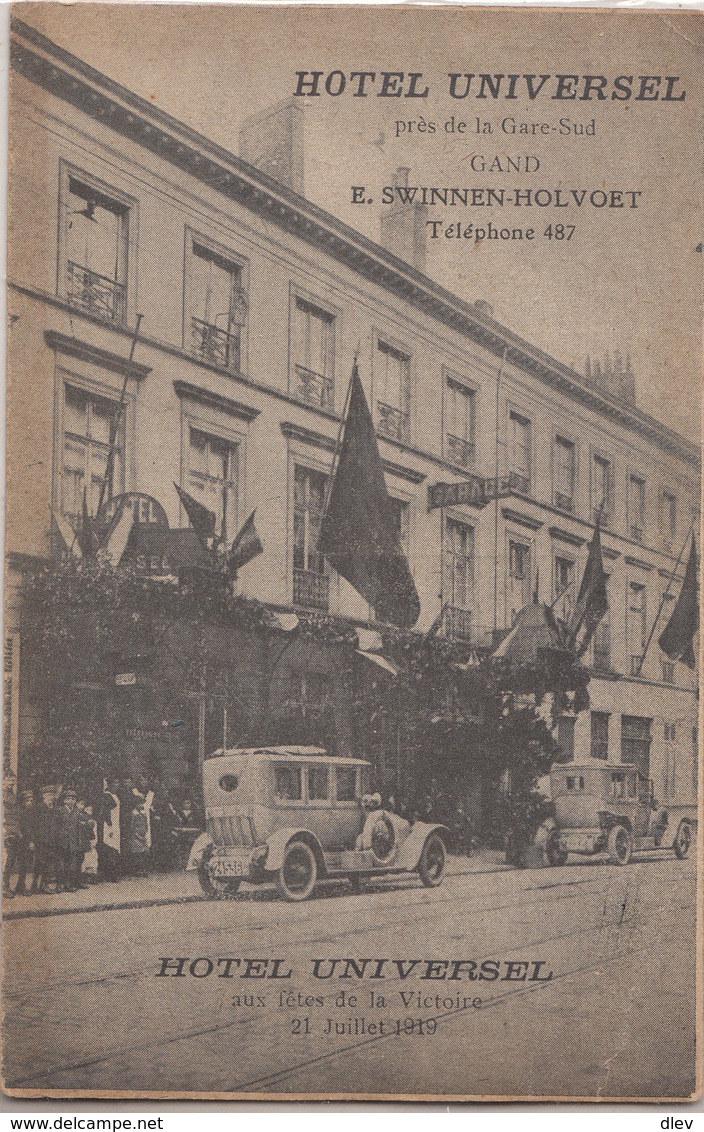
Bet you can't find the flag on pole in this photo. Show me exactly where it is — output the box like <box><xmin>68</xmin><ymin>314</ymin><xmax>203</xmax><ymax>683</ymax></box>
<box><xmin>566</xmin><ymin>511</ymin><xmax>608</xmax><ymax>656</ymax></box>
<box><xmin>228</xmin><ymin>510</ymin><xmax>264</xmax><ymax>576</ymax></box>
<box><xmin>173</xmin><ymin>483</ymin><xmax>218</xmax><ymax>550</ymax></box>
<box><xmin>77</xmin><ymin>488</ymin><xmax>100</xmax><ymax>559</ymax></box>
<box><xmin>318</xmin><ymin>363</ymin><xmax>420</xmax><ymax>629</ymax></box>
<box><xmin>658</xmin><ymin>535</ymin><xmax>699</xmax><ymax>669</ymax></box>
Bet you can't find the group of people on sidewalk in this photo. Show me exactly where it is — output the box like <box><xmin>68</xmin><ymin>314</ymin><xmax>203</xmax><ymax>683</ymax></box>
<box><xmin>3</xmin><ymin>774</ymin><xmax>204</xmax><ymax>898</ymax></box>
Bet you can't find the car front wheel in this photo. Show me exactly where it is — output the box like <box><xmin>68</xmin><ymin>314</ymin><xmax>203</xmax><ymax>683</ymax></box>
<box><xmin>276</xmin><ymin>840</ymin><xmax>318</xmax><ymax>902</ymax></box>
<box><xmin>673</xmin><ymin>821</ymin><xmax>693</xmax><ymax>859</ymax></box>
<box><xmin>418</xmin><ymin>833</ymin><xmax>446</xmax><ymax>887</ymax></box>
<box><xmin>607</xmin><ymin>824</ymin><xmax>632</xmax><ymax>866</ymax></box>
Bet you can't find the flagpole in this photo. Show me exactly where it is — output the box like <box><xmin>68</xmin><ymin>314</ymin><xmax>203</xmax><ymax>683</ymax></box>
<box><xmin>321</xmin><ymin>354</ymin><xmax>357</xmax><ymax>523</ymax></box>
<box><xmin>96</xmin><ymin>314</ymin><xmax>143</xmax><ymax>517</ymax></box>
<box><xmin>634</xmin><ymin>524</ymin><xmax>694</xmax><ymax>676</ymax></box>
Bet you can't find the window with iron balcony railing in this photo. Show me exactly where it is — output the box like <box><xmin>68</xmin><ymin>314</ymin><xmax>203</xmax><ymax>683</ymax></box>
<box><xmin>293</xmin><ymin>569</ymin><xmax>330</xmax><ymax>611</ymax></box>
<box><xmin>67</xmin><ymin>262</ymin><xmax>127</xmax><ymax>323</ymax></box>
<box><xmin>191</xmin><ymin>317</ymin><xmax>240</xmax><ymax>373</ymax></box>
<box><xmin>295</xmin><ymin>366</ymin><xmax>334</xmax><ymax>411</ymax></box>
<box><xmin>446</xmin><ymin>606</ymin><xmax>473</xmax><ymax>642</ymax></box>
<box><xmin>377</xmin><ymin>401</ymin><xmax>410</xmax><ymax>443</ymax></box>
<box><xmin>446</xmin><ymin>434</ymin><xmax>475</xmax><ymax>469</ymax></box>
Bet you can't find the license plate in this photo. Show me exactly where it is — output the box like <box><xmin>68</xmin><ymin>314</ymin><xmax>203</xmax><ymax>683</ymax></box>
<box><xmin>211</xmin><ymin>857</ymin><xmax>245</xmax><ymax>877</ymax></box>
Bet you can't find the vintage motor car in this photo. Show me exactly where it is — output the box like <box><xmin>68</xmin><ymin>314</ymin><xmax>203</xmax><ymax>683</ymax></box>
<box><xmin>188</xmin><ymin>746</ymin><xmax>449</xmax><ymax>901</ymax></box>
<box><xmin>546</xmin><ymin>759</ymin><xmax>697</xmax><ymax>866</ymax></box>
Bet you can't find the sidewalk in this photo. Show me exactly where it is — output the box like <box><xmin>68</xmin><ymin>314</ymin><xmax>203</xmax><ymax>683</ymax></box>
<box><xmin>2</xmin><ymin>851</ymin><xmax>513</xmax><ymax>920</ymax></box>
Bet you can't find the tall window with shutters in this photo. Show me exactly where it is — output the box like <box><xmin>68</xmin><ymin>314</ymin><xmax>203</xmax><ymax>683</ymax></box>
<box><xmin>627</xmin><ymin>582</ymin><xmax>647</xmax><ymax>674</ymax></box>
<box><xmin>376</xmin><ymin>340</ymin><xmax>411</xmax><ymax>443</ymax></box>
<box><xmin>508</xmin><ymin>540</ymin><xmax>531</xmax><ymax>625</ymax></box>
<box><xmin>64</xmin><ymin>175</ymin><xmax>129</xmax><ymax>323</ymax></box>
<box><xmin>187</xmin><ymin>239</ymin><xmax>246</xmax><ymax>373</ymax></box>
<box><xmin>592</xmin><ymin>453</ymin><xmax>613</xmax><ymax>524</ymax></box>
<box><xmin>509</xmin><ymin>411</ymin><xmax>532</xmax><ymax>494</ymax></box>
<box><xmin>445</xmin><ymin>378</ymin><xmax>476</xmax><ymax>470</ymax></box>
<box><xmin>293</xmin><ymin>466</ymin><xmax>330</xmax><ymax>610</ymax></box>
<box><xmin>628</xmin><ymin>475</ymin><xmax>646</xmax><ymax>541</ymax></box>
<box><xmin>186</xmin><ymin>427</ymin><xmax>238</xmax><ymax>543</ymax></box>
<box><xmin>554</xmin><ymin>556</ymin><xmax>576</xmax><ymax>625</ymax></box>
<box><xmin>554</xmin><ymin>436</ymin><xmax>576</xmax><ymax>512</ymax></box>
<box><xmin>444</xmin><ymin>519</ymin><xmax>474</xmax><ymax>640</ymax></box>
<box><xmin>61</xmin><ymin>384</ymin><xmax>123</xmax><ymax>524</ymax></box>
<box><xmin>292</xmin><ymin>298</ymin><xmax>335</xmax><ymax>410</ymax></box>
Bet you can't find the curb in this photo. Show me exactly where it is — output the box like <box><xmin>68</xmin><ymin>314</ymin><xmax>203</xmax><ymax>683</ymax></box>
<box><xmin>3</xmin><ymin>891</ymin><xmax>205</xmax><ymax>921</ymax></box>
<box><xmin>3</xmin><ymin>858</ymin><xmax>513</xmax><ymax>921</ymax></box>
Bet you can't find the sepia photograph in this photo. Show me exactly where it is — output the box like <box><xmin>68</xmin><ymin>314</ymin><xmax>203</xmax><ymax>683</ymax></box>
<box><xmin>2</xmin><ymin>4</ymin><xmax>702</xmax><ymax>1101</ymax></box>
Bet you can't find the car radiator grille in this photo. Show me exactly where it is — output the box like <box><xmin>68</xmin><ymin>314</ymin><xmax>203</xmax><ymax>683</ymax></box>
<box><xmin>207</xmin><ymin>813</ymin><xmax>256</xmax><ymax>846</ymax></box>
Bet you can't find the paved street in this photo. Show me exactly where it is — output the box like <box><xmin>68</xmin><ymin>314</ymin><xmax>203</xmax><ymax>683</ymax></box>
<box><xmin>2</xmin><ymin>853</ymin><xmax>697</xmax><ymax>1100</ymax></box>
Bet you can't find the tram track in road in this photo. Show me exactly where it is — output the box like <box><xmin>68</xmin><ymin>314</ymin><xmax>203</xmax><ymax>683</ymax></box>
<box><xmin>3</xmin><ymin>867</ymin><xmax>631</xmax><ymax>1005</ymax></box>
<box><xmin>4</xmin><ymin>897</ymin><xmax>652</xmax><ymax>1090</ymax></box>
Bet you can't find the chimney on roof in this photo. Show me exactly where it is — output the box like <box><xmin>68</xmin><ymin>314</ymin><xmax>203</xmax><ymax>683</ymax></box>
<box><xmin>585</xmin><ymin>349</ymin><xmax>636</xmax><ymax>403</ymax></box>
<box><xmin>239</xmin><ymin>98</ymin><xmax>304</xmax><ymax>194</ymax></box>
<box><xmin>474</xmin><ymin>299</ymin><xmax>494</xmax><ymax>319</ymax></box>
<box><xmin>380</xmin><ymin>167</ymin><xmax>427</xmax><ymax>273</ymax></box>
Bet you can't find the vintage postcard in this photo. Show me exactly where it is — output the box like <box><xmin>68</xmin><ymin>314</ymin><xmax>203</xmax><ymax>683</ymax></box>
<box><xmin>2</xmin><ymin>4</ymin><xmax>702</xmax><ymax>1101</ymax></box>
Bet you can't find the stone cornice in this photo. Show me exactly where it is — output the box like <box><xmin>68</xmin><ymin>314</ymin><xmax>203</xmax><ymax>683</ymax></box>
<box><xmin>624</xmin><ymin>555</ymin><xmax>655</xmax><ymax>571</ymax></box>
<box><xmin>549</xmin><ymin>526</ymin><xmax>586</xmax><ymax>548</ymax></box>
<box><xmin>501</xmin><ymin>508</ymin><xmax>544</xmax><ymax>532</ymax></box>
<box><xmin>11</xmin><ymin>17</ymin><xmax>700</xmax><ymax>472</ymax></box>
<box><xmin>173</xmin><ymin>380</ymin><xmax>259</xmax><ymax>422</ymax></box>
<box><xmin>45</xmin><ymin>329</ymin><xmax>151</xmax><ymax>380</ymax></box>
<box><xmin>280</xmin><ymin>422</ymin><xmax>426</xmax><ymax>484</ymax></box>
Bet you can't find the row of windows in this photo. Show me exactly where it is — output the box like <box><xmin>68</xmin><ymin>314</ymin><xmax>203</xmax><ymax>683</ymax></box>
<box><xmin>59</xmin><ymin>382</ymin><xmax>685</xmax><ymax>676</ymax></box>
<box><xmin>60</xmin><ymin>166</ymin><xmax>694</xmax><ymax>553</ymax></box>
